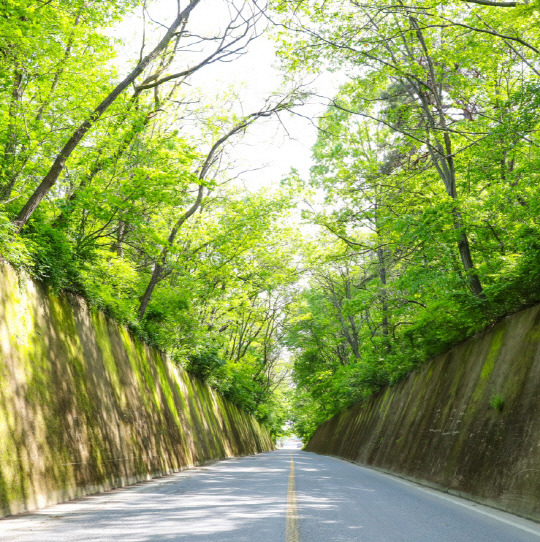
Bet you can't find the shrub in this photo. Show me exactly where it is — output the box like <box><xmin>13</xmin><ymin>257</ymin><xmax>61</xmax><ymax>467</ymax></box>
<box><xmin>489</xmin><ymin>394</ymin><xmax>504</xmax><ymax>412</ymax></box>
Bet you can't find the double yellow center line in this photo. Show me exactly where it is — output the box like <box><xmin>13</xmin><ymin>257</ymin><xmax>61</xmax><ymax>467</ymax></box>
<box><xmin>286</xmin><ymin>454</ymin><xmax>299</xmax><ymax>542</ymax></box>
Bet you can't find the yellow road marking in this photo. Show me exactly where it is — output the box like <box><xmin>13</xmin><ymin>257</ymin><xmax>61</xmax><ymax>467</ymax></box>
<box><xmin>286</xmin><ymin>454</ymin><xmax>299</xmax><ymax>542</ymax></box>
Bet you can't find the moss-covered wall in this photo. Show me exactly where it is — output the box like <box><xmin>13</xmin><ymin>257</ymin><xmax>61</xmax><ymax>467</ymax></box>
<box><xmin>307</xmin><ymin>305</ymin><xmax>540</xmax><ymax>521</ymax></box>
<box><xmin>0</xmin><ymin>263</ymin><xmax>273</xmax><ymax>517</ymax></box>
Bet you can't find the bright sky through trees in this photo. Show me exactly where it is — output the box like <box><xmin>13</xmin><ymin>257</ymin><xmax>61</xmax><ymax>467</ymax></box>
<box><xmin>111</xmin><ymin>0</ymin><xmax>337</xmax><ymax>191</ymax></box>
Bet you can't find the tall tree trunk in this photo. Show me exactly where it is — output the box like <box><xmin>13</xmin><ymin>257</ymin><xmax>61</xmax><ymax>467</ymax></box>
<box><xmin>138</xmin><ymin>263</ymin><xmax>165</xmax><ymax>319</ymax></box>
<box><xmin>377</xmin><ymin>245</ymin><xmax>390</xmax><ymax>340</ymax></box>
<box><xmin>111</xmin><ymin>220</ymin><xmax>130</xmax><ymax>257</ymax></box>
<box><xmin>137</xmin><ymin>184</ymin><xmax>204</xmax><ymax>319</ymax></box>
<box><xmin>373</xmin><ymin>197</ymin><xmax>390</xmax><ymax>343</ymax></box>
<box><xmin>453</xmin><ymin>210</ymin><xmax>484</xmax><ymax>296</ymax></box>
<box><xmin>408</xmin><ymin>18</ymin><xmax>485</xmax><ymax>298</ymax></box>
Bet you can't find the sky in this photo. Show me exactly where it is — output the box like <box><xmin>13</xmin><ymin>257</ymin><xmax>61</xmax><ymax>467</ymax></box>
<box><xmin>109</xmin><ymin>0</ymin><xmax>342</xmax><ymax>192</ymax></box>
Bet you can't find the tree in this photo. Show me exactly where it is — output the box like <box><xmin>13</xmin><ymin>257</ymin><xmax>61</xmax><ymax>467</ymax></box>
<box><xmin>274</xmin><ymin>0</ymin><xmax>540</xmax><ymax>433</ymax></box>
<box><xmin>10</xmin><ymin>0</ymin><xmax>265</xmax><ymax>231</ymax></box>
<box><xmin>137</xmin><ymin>94</ymin><xmax>302</xmax><ymax>319</ymax></box>
<box><xmin>274</xmin><ymin>0</ymin><xmax>540</xmax><ymax>297</ymax></box>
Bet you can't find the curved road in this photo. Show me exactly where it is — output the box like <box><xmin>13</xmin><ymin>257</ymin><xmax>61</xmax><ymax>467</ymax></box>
<box><xmin>0</xmin><ymin>450</ymin><xmax>539</xmax><ymax>541</ymax></box>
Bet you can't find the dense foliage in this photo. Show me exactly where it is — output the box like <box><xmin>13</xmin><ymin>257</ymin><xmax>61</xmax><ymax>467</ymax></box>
<box><xmin>274</xmin><ymin>0</ymin><xmax>540</xmax><ymax>439</ymax></box>
<box><xmin>2</xmin><ymin>0</ymin><xmax>540</xmax><ymax>442</ymax></box>
<box><xmin>0</xmin><ymin>0</ymin><xmax>298</xmax><ymax>439</ymax></box>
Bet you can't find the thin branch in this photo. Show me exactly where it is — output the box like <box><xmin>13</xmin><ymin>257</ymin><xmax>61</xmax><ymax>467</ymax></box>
<box><xmin>460</xmin><ymin>0</ymin><xmax>517</xmax><ymax>7</ymax></box>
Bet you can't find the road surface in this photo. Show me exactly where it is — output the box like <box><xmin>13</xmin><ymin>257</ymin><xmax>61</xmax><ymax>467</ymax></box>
<box><xmin>0</xmin><ymin>449</ymin><xmax>539</xmax><ymax>541</ymax></box>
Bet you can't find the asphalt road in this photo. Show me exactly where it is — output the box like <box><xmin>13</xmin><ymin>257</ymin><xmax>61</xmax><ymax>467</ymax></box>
<box><xmin>1</xmin><ymin>449</ymin><xmax>539</xmax><ymax>541</ymax></box>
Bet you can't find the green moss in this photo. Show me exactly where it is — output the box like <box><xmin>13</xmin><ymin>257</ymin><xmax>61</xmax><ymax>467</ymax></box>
<box><xmin>467</xmin><ymin>326</ymin><xmax>505</xmax><ymax>408</ymax></box>
<box><xmin>118</xmin><ymin>326</ymin><xmax>155</xmax><ymax>413</ymax></box>
<box><xmin>154</xmin><ymin>354</ymin><xmax>179</xmax><ymax>420</ymax></box>
<box><xmin>480</xmin><ymin>326</ymin><xmax>504</xmax><ymax>382</ymax></box>
<box><xmin>91</xmin><ymin>310</ymin><xmax>124</xmax><ymax>404</ymax></box>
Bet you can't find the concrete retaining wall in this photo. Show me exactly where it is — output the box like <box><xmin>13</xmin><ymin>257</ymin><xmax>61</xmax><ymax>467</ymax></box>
<box><xmin>0</xmin><ymin>263</ymin><xmax>273</xmax><ymax>517</ymax></box>
<box><xmin>306</xmin><ymin>304</ymin><xmax>540</xmax><ymax>521</ymax></box>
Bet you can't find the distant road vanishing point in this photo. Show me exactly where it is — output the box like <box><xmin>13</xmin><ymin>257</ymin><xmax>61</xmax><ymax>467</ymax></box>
<box><xmin>1</xmin><ymin>449</ymin><xmax>539</xmax><ymax>541</ymax></box>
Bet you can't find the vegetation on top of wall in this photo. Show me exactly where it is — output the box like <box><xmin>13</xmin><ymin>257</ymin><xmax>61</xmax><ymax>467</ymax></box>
<box><xmin>0</xmin><ymin>0</ymin><xmax>303</xmax><ymax>440</ymax></box>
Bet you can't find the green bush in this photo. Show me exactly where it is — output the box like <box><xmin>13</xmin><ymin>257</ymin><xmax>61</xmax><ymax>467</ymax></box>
<box><xmin>489</xmin><ymin>394</ymin><xmax>505</xmax><ymax>412</ymax></box>
<box><xmin>186</xmin><ymin>350</ymin><xmax>226</xmax><ymax>382</ymax></box>
<box><xmin>0</xmin><ymin>213</ymin><xmax>31</xmax><ymax>268</ymax></box>
<box><xmin>25</xmin><ymin>222</ymin><xmax>79</xmax><ymax>291</ymax></box>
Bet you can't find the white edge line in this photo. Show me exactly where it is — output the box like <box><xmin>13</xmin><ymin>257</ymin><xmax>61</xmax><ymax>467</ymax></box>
<box><xmin>319</xmin><ymin>453</ymin><xmax>540</xmax><ymax>538</ymax></box>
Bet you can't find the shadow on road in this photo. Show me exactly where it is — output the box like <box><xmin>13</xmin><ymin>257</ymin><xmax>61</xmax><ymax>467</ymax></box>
<box><xmin>0</xmin><ymin>451</ymin><xmax>302</xmax><ymax>542</ymax></box>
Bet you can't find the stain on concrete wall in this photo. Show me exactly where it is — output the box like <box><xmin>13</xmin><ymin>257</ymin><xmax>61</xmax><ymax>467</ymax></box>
<box><xmin>306</xmin><ymin>304</ymin><xmax>540</xmax><ymax>521</ymax></box>
<box><xmin>0</xmin><ymin>263</ymin><xmax>273</xmax><ymax>517</ymax></box>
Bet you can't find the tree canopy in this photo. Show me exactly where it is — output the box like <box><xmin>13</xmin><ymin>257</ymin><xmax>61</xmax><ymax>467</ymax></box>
<box><xmin>2</xmin><ymin>0</ymin><xmax>540</xmax><ymax>441</ymax></box>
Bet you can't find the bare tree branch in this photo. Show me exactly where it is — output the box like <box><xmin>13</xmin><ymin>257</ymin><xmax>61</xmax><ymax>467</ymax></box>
<box><xmin>460</xmin><ymin>0</ymin><xmax>517</xmax><ymax>7</ymax></box>
<box><xmin>13</xmin><ymin>0</ymin><xmax>203</xmax><ymax>232</ymax></box>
